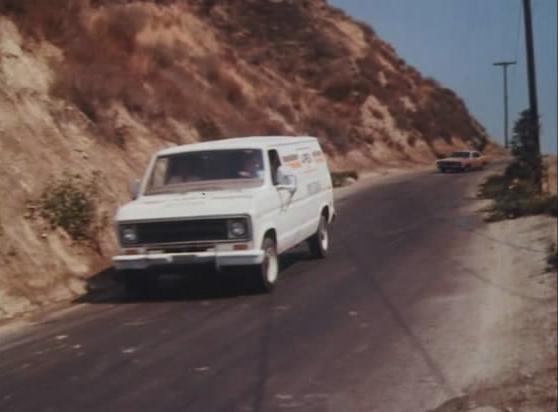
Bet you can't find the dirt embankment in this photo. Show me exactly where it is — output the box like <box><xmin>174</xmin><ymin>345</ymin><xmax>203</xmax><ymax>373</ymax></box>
<box><xmin>0</xmin><ymin>0</ymin><xmax>500</xmax><ymax>317</ymax></box>
<box><xmin>429</xmin><ymin>204</ymin><xmax>557</xmax><ymax>411</ymax></box>
<box><xmin>437</xmin><ymin>158</ymin><xmax>558</xmax><ymax>412</ymax></box>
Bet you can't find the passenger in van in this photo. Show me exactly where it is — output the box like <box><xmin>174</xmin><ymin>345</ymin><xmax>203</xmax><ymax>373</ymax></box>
<box><xmin>166</xmin><ymin>160</ymin><xmax>201</xmax><ymax>184</ymax></box>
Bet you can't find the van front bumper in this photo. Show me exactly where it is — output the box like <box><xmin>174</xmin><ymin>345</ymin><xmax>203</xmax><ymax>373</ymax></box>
<box><xmin>112</xmin><ymin>250</ymin><xmax>265</xmax><ymax>271</ymax></box>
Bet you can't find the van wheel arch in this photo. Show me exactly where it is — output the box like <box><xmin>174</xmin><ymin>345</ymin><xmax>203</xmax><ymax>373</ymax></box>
<box><xmin>321</xmin><ymin>206</ymin><xmax>330</xmax><ymax>222</ymax></box>
<box><xmin>263</xmin><ymin>228</ymin><xmax>277</xmax><ymax>244</ymax></box>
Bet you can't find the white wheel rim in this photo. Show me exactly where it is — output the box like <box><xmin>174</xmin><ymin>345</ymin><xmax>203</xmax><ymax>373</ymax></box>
<box><xmin>265</xmin><ymin>247</ymin><xmax>278</xmax><ymax>284</ymax></box>
<box><xmin>320</xmin><ymin>221</ymin><xmax>329</xmax><ymax>251</ymax></box>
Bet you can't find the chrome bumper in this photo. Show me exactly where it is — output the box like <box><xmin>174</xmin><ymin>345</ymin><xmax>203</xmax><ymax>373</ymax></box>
<box><xmin>112</xmin><ymin>250</ymin><xmax>265</xmax><ymax>271</ymax></box>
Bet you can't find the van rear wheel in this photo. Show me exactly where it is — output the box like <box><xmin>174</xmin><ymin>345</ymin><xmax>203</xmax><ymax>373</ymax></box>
<box><xmin>308</xmin><ymin>215</ymin><xmax>329</xmax><ymax>259</ymax></box>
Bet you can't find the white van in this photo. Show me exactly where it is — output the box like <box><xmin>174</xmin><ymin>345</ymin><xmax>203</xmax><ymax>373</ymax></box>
<box><xmin>112</xmin><ymin>136</ymin><xmax>335</xmax><ymax>293</ymax></box>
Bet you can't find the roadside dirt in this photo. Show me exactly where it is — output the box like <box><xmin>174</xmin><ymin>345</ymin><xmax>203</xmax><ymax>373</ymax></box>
<box><xmin>429</xmin><ymin>212</ymin><xmax>557</xmax><ymax>412</ymax></box>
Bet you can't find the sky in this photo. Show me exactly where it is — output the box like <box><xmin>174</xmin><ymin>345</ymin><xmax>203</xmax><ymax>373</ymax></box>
<box><xmin>329</xmin><ymin>0</ymin><xmax>557</xmax><ymax>154</ymax></box>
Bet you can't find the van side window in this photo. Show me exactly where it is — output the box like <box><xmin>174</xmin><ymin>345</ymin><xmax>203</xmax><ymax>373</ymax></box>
<box><xmin>268</xmin><ymin>150</ymin><xmax>281</xmax><ymax>186</ymax></box>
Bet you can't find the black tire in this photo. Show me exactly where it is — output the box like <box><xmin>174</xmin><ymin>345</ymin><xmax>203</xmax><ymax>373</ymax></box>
<box><xmin>308</xmin><ymin>215</ymin><xmax>329</xmax><ymax>259</ymax></box>
<box><xmin>252</xmin><ymin>236</ymin><xmax>279</xmax><ymax>293</ymax></box>
<box><xmin>123</xmin><ymin>271</ymin><xmax>158</xmax><ymax>298</ymax></box>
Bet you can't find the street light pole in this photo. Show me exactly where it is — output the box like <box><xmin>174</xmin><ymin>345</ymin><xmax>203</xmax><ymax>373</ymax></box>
<box><xmin>493</xmin><ymin>61</ymin><xmax>516</xmax><ymax>149</ymax></box>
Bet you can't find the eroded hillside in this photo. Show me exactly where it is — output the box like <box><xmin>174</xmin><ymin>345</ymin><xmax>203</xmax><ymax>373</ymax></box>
<box><xmin>0</xmin><ymin>0</ymin><xmax>495</xmax><ymax>316</ymax></box>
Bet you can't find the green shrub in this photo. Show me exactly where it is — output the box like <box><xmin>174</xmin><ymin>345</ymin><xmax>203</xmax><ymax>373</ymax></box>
<box><xmin>487</xmin><ymin>195</ymin><xmax>557</xmax><ymax>221</ymax></box>
<box><xmin>504</xmin><ymin>160</ymin><xmax>538</xmax><ymax>182</ymax></box>
<box><xmin>35</xmin><ymin>173</ymin><xmax>98</xmax><ymax>240</ymax></box>
<box><xmin>479</xmin><ymin>174</ymin><xmax>508</xmax><ymax>200</ymax></box>
<box><xmin>480</xmin><ymin>163</ymin><xmax>557</xmax><ymax>221</ymax></box>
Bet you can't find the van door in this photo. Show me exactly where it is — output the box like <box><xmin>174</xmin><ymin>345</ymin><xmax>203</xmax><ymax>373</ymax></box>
<box><xmin>267</xmin><ymin>149</ymin><xmax>299</xmax><ymax>252</ymax></box>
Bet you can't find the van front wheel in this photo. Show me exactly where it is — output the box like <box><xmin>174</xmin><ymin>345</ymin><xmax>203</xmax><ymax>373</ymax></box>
<box><xmin>253</xmin><ymin>237</ymin><xmax>279</xmax><ymax>293</ymax></box>
<box><xmin>308</xmin><ymin>215</ymin><xmax>329</xmax><ymax>259</ymax></box>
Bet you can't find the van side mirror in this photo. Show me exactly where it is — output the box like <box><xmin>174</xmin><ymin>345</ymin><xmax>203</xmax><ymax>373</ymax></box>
<box><xmin>276</xmin><ymin>167</ymin><xmax>297</xmax><ymax>194</ymax></box>
<box><xmin>129</xmin><ymin>179</ymin><xmax>141</xmax><ymax>200</ymax></box>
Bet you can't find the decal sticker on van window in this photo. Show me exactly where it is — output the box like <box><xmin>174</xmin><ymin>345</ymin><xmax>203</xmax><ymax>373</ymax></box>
<box><xmin>282</xmin><ymin>154</ymin><xmax>298</xmax><ymax>162</ymax></box>
<box><xmin>282</xmin><ymin>154</ymin><xmax>302</xmax><ymax>168</ymax></box>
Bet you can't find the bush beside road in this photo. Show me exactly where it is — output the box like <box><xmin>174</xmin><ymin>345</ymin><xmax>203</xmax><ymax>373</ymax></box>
<box><xmin>479</xmin><ymin>158</ymin><xmax>557</xmax><ymax>221</ymax></box>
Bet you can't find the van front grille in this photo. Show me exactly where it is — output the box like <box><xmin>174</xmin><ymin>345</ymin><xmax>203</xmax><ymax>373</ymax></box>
<box><xmin>135</xmin><ymin>219</ymin><xmax>230</xmax><ymax>245</ymax></box>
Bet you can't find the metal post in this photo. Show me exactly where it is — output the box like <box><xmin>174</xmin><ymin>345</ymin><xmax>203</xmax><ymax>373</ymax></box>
<box><xmin>522</xmin><ymin>0</ymin><xmax>542</xmax><ymax>191</ymax></box>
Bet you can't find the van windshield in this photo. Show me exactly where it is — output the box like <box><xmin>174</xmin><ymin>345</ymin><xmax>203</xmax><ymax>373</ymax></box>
<box><xmin>144</xmin><ymin>149</ymin><xmax>265</xmax><ymax>195</ymax></box>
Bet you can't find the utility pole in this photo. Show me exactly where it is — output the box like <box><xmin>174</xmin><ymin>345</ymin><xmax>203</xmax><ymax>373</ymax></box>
<box><xmin>522</xmin><ymin>0</ymin><xmax>542</xmax><ymax>190</ymax></box>
<box><xmin>493</xmin><ymin>61</ymin><xmax>516</xmax><ymax>149</ymax></box>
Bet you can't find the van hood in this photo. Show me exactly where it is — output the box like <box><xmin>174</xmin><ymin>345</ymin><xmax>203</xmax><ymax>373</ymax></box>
<box><xmin>116</xmin><ymin>190</ymin><xmax>257</xmax><ymax>222</ymax></box>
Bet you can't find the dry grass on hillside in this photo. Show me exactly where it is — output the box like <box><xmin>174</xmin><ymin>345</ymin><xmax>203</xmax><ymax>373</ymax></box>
<box><xmin>0</xmin><ymin>0</ymin><xmax>496</xmax><ymax>317</ymax></box>
<box><xmin>1</xmin><ymin>0</ymin><xmax>489</xmax><ymax>157</ymax></box>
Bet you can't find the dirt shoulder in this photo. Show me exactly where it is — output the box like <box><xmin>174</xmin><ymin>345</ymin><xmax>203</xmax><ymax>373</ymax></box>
<box><xmin>430</xmin><ymin>212</ymin><xmax>557</xmax><ymax>412</ymax></box>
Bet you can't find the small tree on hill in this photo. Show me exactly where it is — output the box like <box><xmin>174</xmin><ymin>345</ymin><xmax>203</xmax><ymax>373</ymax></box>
<box><xmin>510</xmin><ymin>109</ymin><xmax>542</xmax><ymax>185</ymax></box>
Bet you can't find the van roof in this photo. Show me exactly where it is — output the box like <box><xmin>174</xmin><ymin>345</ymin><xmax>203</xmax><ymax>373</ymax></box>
<box><xmin>157</xmin><ymin>136</ymin><xmax>319</xmax><ymax>156</ymax></box>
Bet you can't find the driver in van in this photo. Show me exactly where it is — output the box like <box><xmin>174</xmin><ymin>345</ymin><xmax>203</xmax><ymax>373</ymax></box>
<box><xmin>269</xmin><ymin>150</ymin><xmax>281</xmax><ymax>185</ymax></box>
<box><xmin>238</xmin><ymin>152</ymin><xmax>263</xmax><ymax>179</ymax></box>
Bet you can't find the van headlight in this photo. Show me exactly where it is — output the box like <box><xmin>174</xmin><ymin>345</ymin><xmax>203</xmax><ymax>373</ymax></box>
<box><xmin>228</xmin><ymin>219</ymin><xmax>248</xmax><ymax>238</ymax></box>
<box><xmin>120</xmin><ymin>225</ymin><xmax>138</xmax><ymax>244</ymax></box>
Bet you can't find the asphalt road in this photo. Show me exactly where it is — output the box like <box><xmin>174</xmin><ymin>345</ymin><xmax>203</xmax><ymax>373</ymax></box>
<box><xmin>0</xmin><ymin>165</ymin><xmax>503</xmax><ymax>412</ymax></box>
